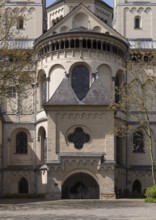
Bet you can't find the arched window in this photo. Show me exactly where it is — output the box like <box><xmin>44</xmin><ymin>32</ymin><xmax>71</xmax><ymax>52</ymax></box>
<box><xmin>16</xmin><ymin>132</ymin><xmax>27</xmax><ymax>154</ymax></box>
<box><xmin>116</xmin><ymin>135</ymin><xmax>122</xmax><ymax>165</ymax></box>
<box><xmin>133</xmin><ymin>130</ymin><xmax>144</xmax><ymax>153</ymax></box>
<box><xmin>41</xmin><ymin>75</ymin><xmax>47</xmax><ymax>105</ymax></box>
<box><xmin>71</xmin><ymin>65</ymin><xmax>90</xmax><ymax>100</ymax></box>
<box><xmin>132</xmin><ymin>180</ymin><xmax>141</xmax><ymax>194</ymax></box>
<box><xmin>65</xmin><ymin>40</ymin><xmax>69</xmax><ymax>48</ymax></box>
<box><xmin>87</xmin><ymin>40</ymin><xmax>91</xmax><ymax>49</ymax></box>
<box><xmin>71</xmin><ymin>39</ymin><xmax>75</xmax><ymax>48</ymax></box>
<box><xmin>115</xmin><ymin>75</ymin><xmax>120</xmax><ymax>103</ymax></box>
<box><xmin>18</xmin><ymin>177</ymin><xmax>29</xmax><ymax>193</ymax></box>
<box><xmin>93</xmin><ymin>40</ymin><xmax>97</xmax><ymax>49</ymax></box>
<box><xmin>134</xmin><ymin>16</ymin><xmax>141</xmax><ymax>29</ymax></box>
<box><xmin>75</xmin><ymin>39</ymin><xmax>79</xmax><ymax>48</ymax></box>
<box><xmin>38</xmin><ymin>127</ymin><xmax>46</xmax><ymax>163</ymax></box>
<box><xmin>60</xmin><ymin>40</ymin><xmax>64</xmax><ymax>49</ymax></box>
<box><xmin>56</xmin><ymin>42</ymin><xmax>59</xmax><ymax>50</ymax></box>
<box><xmin>82</xmin><ymin>39</ymin><xmax>87</xmax><ymax>48</ymax></box>
<box><xmin>17</xmin><ymin>17</ymin><xmax>24</xmax><ymax>29</ymax></box>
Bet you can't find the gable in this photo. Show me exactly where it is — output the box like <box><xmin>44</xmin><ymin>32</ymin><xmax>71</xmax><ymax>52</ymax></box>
<box><xmin>44</xmin><ymin>78</ymin><xmax>80</xmax><ymax>106</ymax></box>
<box><xmin>37</xmin><ymin>4</ymin><xmax>127</xmax><ymax>44</ymax></box>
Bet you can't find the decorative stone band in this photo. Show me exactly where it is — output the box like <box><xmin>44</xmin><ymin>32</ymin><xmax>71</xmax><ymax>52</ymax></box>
<box><xmin>0</xmin><ymin>39</ymin><xmax>34</xmax><ymax>49</ymax></box>
<box><xmin>129</xmin><ymin>40</ymin><xmax>156</xmax><ymax>49</ymax></box>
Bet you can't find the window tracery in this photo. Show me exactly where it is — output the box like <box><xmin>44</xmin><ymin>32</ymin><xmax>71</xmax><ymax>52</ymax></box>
<box><xmin>71</xmin><ymin>65</ymin><xmax>89</xmax><ymax>101</ymax></box>
<box><xmin>16</xmin><ymin>132</ymin><xmax>27</xmax><ymax>154</ymax></box>
<box><xmin>68</xmin><ymin>127</ymin><xmax>90</xmax><ymax>149</ymax></box>
<box><xmin>133</xmin><ymin>130</ymin><xmax>144</xmax><ymax>153</ymax></box>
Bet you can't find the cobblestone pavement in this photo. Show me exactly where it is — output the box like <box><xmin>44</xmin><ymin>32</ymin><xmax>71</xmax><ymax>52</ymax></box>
<box><xmin>0</xmin><ymin>199</ymin><xmax>156</xmax><ymax>220</ymax></box>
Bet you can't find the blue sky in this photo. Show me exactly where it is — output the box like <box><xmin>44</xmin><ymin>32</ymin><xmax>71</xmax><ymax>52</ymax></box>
<box><xmin>46</xmin><ymin>0</ymin><xmax>114</xmax><ymax>7</ymax></box>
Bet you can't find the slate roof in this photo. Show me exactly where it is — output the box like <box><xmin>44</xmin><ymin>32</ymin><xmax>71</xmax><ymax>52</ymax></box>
<box><xmin>44</xmin><ymin>77</ymin><xmax>112</xmax><ymax>106</ymax></box>
<box><xmin>84</xmin><ymin>78</ymin><xmax>112</xmax><ymax>105</ymax></box>
<box><xmin>45</xmin><ymin>77</ymin><xmax>80</xmax><ymax>105</ymax></box>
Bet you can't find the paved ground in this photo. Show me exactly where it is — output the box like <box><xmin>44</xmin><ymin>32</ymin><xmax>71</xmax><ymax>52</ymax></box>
<box><xmin>0</xmin><ymin>199</ymin><xmax>155</xmax><ymax>220</ymax></box>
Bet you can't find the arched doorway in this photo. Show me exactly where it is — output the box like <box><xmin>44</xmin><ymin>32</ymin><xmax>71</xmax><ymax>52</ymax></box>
<box><xmin>18</xmin><ymin>177</ymin><xmax>29</xmax><ymax>193</ymax></box>
<box><xmin>62</xmin><ymin>172</ymin><xmax>100</xmax><ymax>199</ymax></box>
<box><xmin>132</xmin><ymin>180</ymin><xmax>142</xmax><ymax>194</ymax></box>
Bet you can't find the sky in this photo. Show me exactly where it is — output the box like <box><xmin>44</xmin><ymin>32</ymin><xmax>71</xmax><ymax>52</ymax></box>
<box><xmin>46</xmin><ymin>0</ymin><xmax>114</xmax><ymax>7</ymax></box>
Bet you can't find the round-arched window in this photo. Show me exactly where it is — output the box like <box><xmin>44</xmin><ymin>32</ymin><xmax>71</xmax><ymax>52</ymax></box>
<box><xmin>71</xmin><ymin>65</ymin><xmax>89</xmax><ymax>101</ymax></box>
<box><xmin>16</xmin><ymin>131</ymin><xmax>27</xmax><ymax>154</ymax></box>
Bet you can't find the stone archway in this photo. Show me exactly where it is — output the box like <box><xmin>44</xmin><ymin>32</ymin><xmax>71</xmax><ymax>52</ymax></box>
<box><xmin>62</xmin><ymin>172</ymin><xmax>100</xmax><ymax>199</ymax></box>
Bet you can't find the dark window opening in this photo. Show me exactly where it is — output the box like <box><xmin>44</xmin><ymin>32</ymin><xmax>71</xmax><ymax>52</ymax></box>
<box><xmin>68</xmin><ymin>127</ymin><xmax>90</xmax><ymax>149</ymax></box>
<box><xmin>71</xmin><ymin>65</ymin><xmax>89</xmax><ymax>100</ymax></box>
<box><xmin>65</xmin><ymin>40</ymin><xmax>69</xmax><ymax>48</ymax></box>
<box><xmin>16</xmin><ymin>132</ymin><xmax>27</xmax><ymax>154</ymax></box>
<box><xmin>87</xmin><ymin>40</ymin><xmax>91</xmax><ymax>48</ymax></box>
<box><xmin>17</xmin><ymin>17</ymin><xmax>24</xmax><ymax>29</ymax></box>
<box><xmin>42</xmin><ymin>77</ymin><xmax>47</xmax><ymax>105</ymax></box>
<box><xmin>133</xmin><ymin>130</ymin><xmax>144</xmax><ymax>153</ymax></box>
<box><xmin>103</xmin><ymin>42</ymin><xmax>106</xmax><ymax>50</ymax></box>
<box><xmin>52</xmin><ymin>43</ymin><xmax>55</xmax><ymax>51</ymax></box>
<box><xmin>116</xmin><ymin>136</ymin><xmax>122</xmax><ymax>164</ymax></box>
<box><xmin>75</xmin><ymin>39</ymin><xmax>79</xmax><ymax>48</ymax></box>
<box><xmin>93</xmin><ymin>40</ymin><xmax>97</xmax><ymax>49</ymax></box>
<box><xmin>98</xmin><ymin>41</ymin><xmax>101</xmax><ymax>50</ymax></box>
<box><xmin>115</xmin><ymin>75</ymin><xmax>120</xmax><ymax>103</ymax></box>
<box><xmin>60</xmin><ymin>41</ymin><xmax>64</xmax><ymax>49</ymax></box>
<box><xmin>113</xmin><ymin>46</ymin><xmax>117</xmax><ymax>54</ymax></box>
<box><xmin>71</xmin><ymin>39</ymin><xmax>75</xmax><ymax>48</ymax></box>
<box><xmin>83</xmin><ymin>39</ymin><xmax>87</xmax><ymax>48</ymax></box>
<box><xmin>56</xmin><ymin>42</ymin><xmax>59</xmax><ymax>50</ymax></box>
<box><xmin>135</xmin><ymin>17</ymin><xmax>141</xmax><ymax>29</ymax></box>
<box><xmin>107</xmin><ymin>43</ymin><xmax>110</xmax><ymax>51</ymax></box>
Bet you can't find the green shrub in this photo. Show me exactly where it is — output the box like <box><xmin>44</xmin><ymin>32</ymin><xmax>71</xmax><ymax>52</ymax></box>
<box><xmin>145</xmin><ymin>186</ymin><xmax>156</xmax><ymax>199</ymax></box>
<box><xmin>145</xmin><ymin>198</ymin><xmax>156</xmax><ymax>203</ymax></box>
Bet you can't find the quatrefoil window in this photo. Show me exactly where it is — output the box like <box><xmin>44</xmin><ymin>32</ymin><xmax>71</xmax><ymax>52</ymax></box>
<box><xmin>68</xmin><ymin>127</ymin><xmax>90</xmax><ymax>149</ymax></box>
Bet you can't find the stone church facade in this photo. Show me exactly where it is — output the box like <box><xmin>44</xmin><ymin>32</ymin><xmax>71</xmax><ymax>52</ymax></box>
<box><xmin>0</xmin><ymin>0</ymin><xmax>155</xmax><ymax>199</ymax></box>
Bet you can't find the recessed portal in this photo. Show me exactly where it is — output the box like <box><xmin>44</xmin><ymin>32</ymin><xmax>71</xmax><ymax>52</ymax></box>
<box><xmin>62</xmin><ymin>172</ymin><xmax>100</xmax><ymax>199</ymax></box>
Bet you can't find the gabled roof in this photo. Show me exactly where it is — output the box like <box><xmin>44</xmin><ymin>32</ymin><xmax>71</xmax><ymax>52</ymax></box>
<box><xmin>35</xmin><ymin>3</ymin><xmax>128</xmax><ymax>46</ymax></box>
<box><xmin>44</xmin><ymin>77</ymin><xmax>112</xmax><ymax>107</ymax></box>
<box><xmin>84</xmin><ymin>78</ymin><xmax>112</xmax><ymax>105</ymax></box>
<box><xmin>45</xmin><ymin>77</ymin><xmax>80</xmax><ymax>105</ymax></box>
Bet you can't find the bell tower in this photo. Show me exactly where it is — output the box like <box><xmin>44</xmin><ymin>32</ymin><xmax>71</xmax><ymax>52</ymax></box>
<box><xmin>4</xmin><ymin>0</ymin><xmax>45</xmax><ymax>41</ymax></box>
<box><xmin>114</xmin><ymin>0</ymin><xmax>156</xmax><ymax>49</ymax></box>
